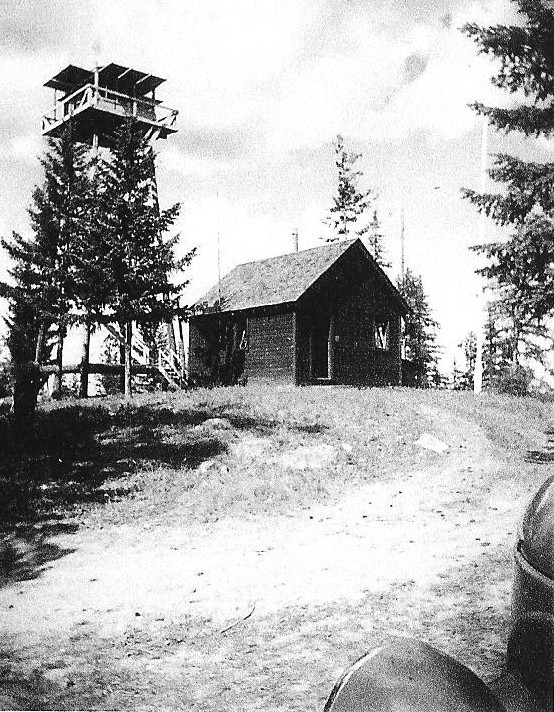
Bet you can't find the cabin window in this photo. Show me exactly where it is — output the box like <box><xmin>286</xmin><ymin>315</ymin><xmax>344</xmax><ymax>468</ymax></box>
<box><xmin>374</xmin><ymin>315</ymin><xmax>389</xmax><ymax>350</ymax></box>
<box><xmin>237</xmin><ymin>319</ymin><xmax>249</xmax><ymax>352</ymax></box>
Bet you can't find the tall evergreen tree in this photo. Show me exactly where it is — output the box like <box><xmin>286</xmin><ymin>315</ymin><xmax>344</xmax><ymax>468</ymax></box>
<box><xmin>483</xmin><ymin>302</ymin><xmax>506</xmax><ymax>386</ymax></box>
<box><xmin>474</xmin><ymin>210</ymin><xmax>554</xmax><ymax>320</ymax></box>
<box><xmin>397</xmin><ymin>269</ymin><xmax>439</xmax><ymax>386</ymax></box>
<box><xmin>460</xmin><ymin>295</ymin><xmax>552</xmax><ymax>393</ymax></box>
<box><xmin>324</xmin><ymin>134</ymin><xmax>376</xmax><ymax>241</ymax></box>
<box><xmin>462</xmin><ymin>1</ymin><xmax>554</xmax><ymax>321</ymax></box>
<box><xmin>487</xmin><ymin>289</ymin><xmax>551</xmax><ymax>367</ymax></box>
<box><xmin>368</xmin><ymin>209</ymin><xmax>391</xmax><ymax>269</ymax></box>
<box><xmin>458</xmin><ymin>331</ymin><xmax>477</xmax><ymax>390</ymax></box>
<box><xmin>95</xmin><ymin>119</ymin><xmax>191</xmax><ymax>397</ymax></box>
<box><xmin>1</xmin><ymin>128</ymin><xmax>91</xmax><ymax>417</ymax></box>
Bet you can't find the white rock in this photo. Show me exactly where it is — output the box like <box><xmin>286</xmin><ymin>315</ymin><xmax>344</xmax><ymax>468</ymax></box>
<box><xmin>202</xmin><ymin>417</ymin><xmax>233</xmax><ymax>430</ymax></box>
<box><xmin>414</xmin><ymin>433</ymin><xmax>449</xmax><ymax>454</ymax></box>
<box><xmin>280</xmin><ymin>444</ymin><xmax>338</xmax><ymax>470</ymax></box>
<box><xmin>198</xmin><ymin>459</ymin><xmax>218</xmax><ymax>474</ymax></box>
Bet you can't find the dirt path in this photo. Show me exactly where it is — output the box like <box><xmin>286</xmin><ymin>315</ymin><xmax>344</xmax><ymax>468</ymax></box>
<box><xmin>0</xmin><ymin>395</ymin><xmax>550</xmax><ymax>710</ymax></box>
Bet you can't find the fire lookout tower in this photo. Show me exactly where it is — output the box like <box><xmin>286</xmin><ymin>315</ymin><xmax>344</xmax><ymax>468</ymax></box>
<box><xmin>41</xmin><ymin>63</ymin><xmax>183</xmax><ymax>395</ymax></box>
<box><xmin>42</xmin><ymin>62</ymin><xmax>178</xmax><ymax>148</ymax></box>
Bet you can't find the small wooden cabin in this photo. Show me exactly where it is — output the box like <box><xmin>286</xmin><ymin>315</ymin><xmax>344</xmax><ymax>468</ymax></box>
<box><xmin>188</xmin><ymin>238</ymin><xmax>409</xmax><ymax>386</ymax></box>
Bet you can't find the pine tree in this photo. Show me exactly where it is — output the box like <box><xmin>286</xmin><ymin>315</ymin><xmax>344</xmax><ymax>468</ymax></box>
<box><xmin>473</xmin><ymin>210</ymin><xmax>554</xmax><ymax>320</ymax></box>
<box><xmin>1</xmin><ymin>128</ymin><xmax>91</xmax><ymax>418</ymax></box>
<box><xmin>397</xmin><ymin>269</ymin><xmax>439</xmax><ymax>386</ymax></box>
<box><xmin>324</xmin><ymin>134</ymin><xmax>376</xmax><ymax>241</ymax></box>
<box><xmin>451</xmin><ymin>357</ymin><xmax>463</xmax><ymax>390</ymax></box>
<box><xmin>95</xmin><ymin>119</ymin><xmax>192</xmax><ymax>397</ymax></box>
<box><xmin>1</xmin><ymin>277</ymin><xmax>48</xmax><ymax>425</ymax></box>
<box><xmin>462</xmin><ymin>1</ymin><xmax>554</xmax><ymax>321</ymax></box>
<box><xmin>482</xmin><ymin>302</ymin><xmax>505</xmax><ymax>386</ymax></box>
<box><xmin>368</xmin><ymin>209</ymin><xmax>391</xmax><ymax>269</ymax></box>
<box><xmin>458</xmin><ymin>331</ymin><xmax>477</xmax><ymax>390</ymax></box>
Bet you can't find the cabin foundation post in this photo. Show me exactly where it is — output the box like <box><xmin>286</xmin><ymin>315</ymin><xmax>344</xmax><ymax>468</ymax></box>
<box><xmin>395</xmin><ymin>313</ymin><xmax>402</xmax><ymax>385</ymax></box>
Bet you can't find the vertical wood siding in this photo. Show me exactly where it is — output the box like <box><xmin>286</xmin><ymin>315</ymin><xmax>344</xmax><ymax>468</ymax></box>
<box><xmin>246</xmin><ymin>311</ymin><xmax>295</xmax><ymax>382</ymax></box>
<box><xmin>334</xmin><ymin>281</ymin><xmax>402</xmax><ymax>386</ymax></box>
<box><xmin>295</xmin><ymin>252</ymin><xmax>403</xmax><ymax>386</ymax></box>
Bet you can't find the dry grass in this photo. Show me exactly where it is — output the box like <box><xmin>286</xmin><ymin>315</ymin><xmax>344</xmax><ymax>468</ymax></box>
<box><xmin>1</xmin><ymin>385</ymin><xmax>554</xmax><ymax>710</ymax></box>
<box><xmin>80</xmin><ymin>385</ymin><xmax>438</xmax><ymax>527</ymax></box>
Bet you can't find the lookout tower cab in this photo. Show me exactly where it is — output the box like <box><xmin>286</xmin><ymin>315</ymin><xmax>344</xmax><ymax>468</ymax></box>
<box><xmin>42</xmin><ymin>63</ymin><xmax>178</xmax><ymax>147</ymax></box>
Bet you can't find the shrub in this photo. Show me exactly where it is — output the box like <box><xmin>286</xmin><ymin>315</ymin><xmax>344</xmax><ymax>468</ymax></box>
<box><xmin>496</xmin><ymin>365</ymin><xmax>533</xmax><ymax>396</ymax></box>
<box><xmin>0</xmin><ymin>362</ymin><xmax>12</xmax><ymax>398</ymax></box>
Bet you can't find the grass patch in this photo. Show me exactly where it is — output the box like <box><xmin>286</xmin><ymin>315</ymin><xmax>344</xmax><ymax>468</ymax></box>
<box><xmin>3</xmin><ymin>385</ymin><xmax>553</xmax><ymax>532</ymax></box>
<box><xmin>1</xmin><ymin>386</ymin><xmax>439</xmax><ymax>531</ymax></box>
<box><xmin>2</xmin><ymin>385</ymin><xmax>554</xmax><ymax>710</ymax></box>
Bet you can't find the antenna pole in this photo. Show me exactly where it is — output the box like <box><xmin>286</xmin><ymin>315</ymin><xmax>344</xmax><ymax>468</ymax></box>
<box><xmin>474</xmin><ymin>116</ymin><xmax>488</xmax><ymax>395</ymax></box>
<box><xmin>400</xmin><ymin>203</ymin><xmax>405</xmax><ymax>286</ymax></box>
<box><xmin>217</xmin><ymin>191</ymin><xmax>222</xmax><ymax>307</ymax></box>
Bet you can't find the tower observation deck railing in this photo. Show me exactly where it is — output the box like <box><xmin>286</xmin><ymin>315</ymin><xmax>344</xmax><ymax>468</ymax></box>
<box><xmin>42</xmin><ymin>83</ymin><xmax>178</xmax><ymax>135</ymax></box>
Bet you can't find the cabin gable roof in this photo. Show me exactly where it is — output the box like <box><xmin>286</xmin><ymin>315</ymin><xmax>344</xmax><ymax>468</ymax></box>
<box><xmin>193</xmin><ymin>238</ymin><xmax>408</xmax><ymax>314</ymax></box>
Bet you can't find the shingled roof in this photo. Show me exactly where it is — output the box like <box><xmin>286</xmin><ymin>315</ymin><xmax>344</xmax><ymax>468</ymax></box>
<box><xmin>194</xmin><ymin>238</ymin><xmax>405</xmax><ymax>313</ymax></box>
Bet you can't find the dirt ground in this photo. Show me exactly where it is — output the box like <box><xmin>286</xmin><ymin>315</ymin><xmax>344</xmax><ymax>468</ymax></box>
<box><xmin>0</xmin><ymin>388</ymin><xmax>552</xmax><ymax>710</ymax></box>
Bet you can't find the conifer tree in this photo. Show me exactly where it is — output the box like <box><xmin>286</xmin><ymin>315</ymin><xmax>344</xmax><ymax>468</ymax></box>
<box><xmin>95</xmin><ymin>119</ymin><xmax>192</xmax><ymax>397</ymax></box>
<box><xmin>324</xmin><ymin>134</ymin><xmax>376</xmax><ymax>241</ymax></box>
<box><xmin>487</xmin><ymin>289</ymin><xmax>551</xmax><ymax>367</ymax></box>
<box><xmin>368</xmin><ymin>209</ymin><xmax>391</xmax><ymax>269</ymax></box>
<box><xmin>2</xmin><ymin>128</ymin><xmax>91</xmax><ymax>416</ymax></box>
<box><xmin>458</xmin><ymin>331</ymin><xmax>477</xmax><ymax>390</ymax></box>
<box><xmin>462</xmin><ymin>1</ymin><xmax>554</xmax><ymax>321</ymax></box>
<box><xmin>482</xmin><ymin>302</ymin><xmax>506</xmax><ymax>386</ymax></box>
<box><xmin>460</xmin><ymin>295</ymin><xmax>552</xmax><ymax>393</ymax></box>
<box><xmin>397</xmin><ymin>269</ymin><xmax>439</xmax><ymax>386</ymax></box>
<box><xmin>474</xmin><ymin>210</ymin><xmax>554</xmax><ymax>320</ymax></box>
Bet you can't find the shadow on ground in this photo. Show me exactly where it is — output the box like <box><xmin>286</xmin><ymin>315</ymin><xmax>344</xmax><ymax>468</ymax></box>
<box><xmin>0</xmin><ymin>397</ymin><xmax>307</xmax><ymax>529</ymax></box>
<box><xmin>0</xmin><ymin>395</ymin><xmax>329</xmax><ymax>590</ymax></box>
<box><xmin>0</xmin><ymin>523</ymin><xmax>78</xmax><ymax>588</ymax></box>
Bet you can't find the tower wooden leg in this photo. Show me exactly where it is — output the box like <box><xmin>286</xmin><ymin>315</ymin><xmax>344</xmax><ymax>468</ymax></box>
<box><xmin>79</xmin><ymin>318</ymin><xmax>90</xmax><ymax>398</ymax></box>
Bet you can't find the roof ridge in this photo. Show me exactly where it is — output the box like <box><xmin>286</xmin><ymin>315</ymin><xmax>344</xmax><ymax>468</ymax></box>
<box><xmin>228</xmin><ymin>237</ymin><xmax>356</xmax><ymax>271</ymax></box>
<box><xmin>192</xmin><ymin>237</ymin><xmax>396</xmax><ymax>314</ymax></box>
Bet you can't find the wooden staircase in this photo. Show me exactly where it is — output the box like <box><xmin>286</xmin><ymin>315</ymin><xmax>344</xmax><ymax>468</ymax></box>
<box><xmin>105</xmin><ymin>323</ymin><xmax>185</xmax><ymax>390</ymax></box>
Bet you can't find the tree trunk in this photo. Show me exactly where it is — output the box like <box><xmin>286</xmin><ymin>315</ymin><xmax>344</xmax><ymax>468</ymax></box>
<box><xmin>512</xmin><ymin>307</ymin><xmax>520</xmax><ymax>368</ymax></box>
<box><xmin>35</xmin><ymin>322</ymin><xmax>47</xmax><ymax>363</ymax></box>
<box><xmin>12</xmin><ymin>361</ymin><xmax>42</xmax><ymax>429</ymax></box>
<box><xmin>124</xmin><ymin>321</ymin><xmax>133</xmax><ymax>398</ymax></box>
<box><xmin>52</xmin><ymin>325</ymin><xmax>65</xmax><ymax>397</ymax></box>
<box><xmin>118</xmin><ymin>323</ymin><xmax>126</xmax><ymax>392</ymax></box>
<box><xmin>79</xmin><ymin>316</ymin><xmax>91</xmax><ymax>398</ymax></box>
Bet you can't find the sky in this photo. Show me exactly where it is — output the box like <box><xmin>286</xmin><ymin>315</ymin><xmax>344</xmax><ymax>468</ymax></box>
<box><xmin>0</xmin><ymin>0</ymin><xmax>549</xmax><ymax>373</ymax></box>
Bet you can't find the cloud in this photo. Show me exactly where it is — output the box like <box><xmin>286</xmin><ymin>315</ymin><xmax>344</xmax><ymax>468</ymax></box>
<box><xmin>403</xmin><ymin>52</ymin><xmax>429</xmax><ymax>82</ymax></box>
<box><xmin>8</xmin><ymin>133</ymin><xmax>43</xmax><ymax>164</ymax></box>
<box><xmin>178</xmin><ymin>196</ymin><xmax>296</xmax><ymax>303</ymax></box>
<box><xmin>263</xmin><ymin>0</ymin><xmax>515</xmax><ymax>149</ymax></box>
<box><xmin>0</xmin><ymin>53</ymin><xmax>63</xmax><ymax>149</ymax></box>
<box><xmin>0</xmin><ymin>0</ymin><xmax>512</xmax><ymax>160</ymax></box>
<box><xmin>159</xmin><ymin>149</ymin><xmax>233</xmax><ymax>180</ymax></box>
<box><xmin>0</xmin><ymin>1</ymin><xmax>93</xmax><ymax>54</ymax></box>
<box><xmin>174</xmin><ymin>127</ymin><xmax>255</xmax><ymax>161</ymax></box>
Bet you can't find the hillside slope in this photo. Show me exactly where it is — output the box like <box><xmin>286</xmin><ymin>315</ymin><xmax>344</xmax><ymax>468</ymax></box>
<box><xmin>0</xmin><ymin>386</ymin><xmax>553</xmax><ymax>710</ymax></box>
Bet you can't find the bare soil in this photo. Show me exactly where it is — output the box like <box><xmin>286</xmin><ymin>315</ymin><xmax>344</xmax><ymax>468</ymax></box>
<box><xmin>0</xmin><ymin>387</ymin><xmax>552</xmax><ymax>710</ymax></box>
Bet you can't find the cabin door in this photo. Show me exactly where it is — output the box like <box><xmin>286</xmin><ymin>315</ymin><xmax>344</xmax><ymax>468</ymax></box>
<box><xmin>311</xmin><ymin>312</ymin><xmax>334</xmax><ymax>380</ymax></box>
